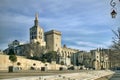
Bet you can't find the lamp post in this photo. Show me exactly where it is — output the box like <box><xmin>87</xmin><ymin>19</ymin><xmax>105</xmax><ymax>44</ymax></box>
<box><xmin>110</xmin><ymin>0</ymin><xmax>120</xmax><ymax>18</ymax></box>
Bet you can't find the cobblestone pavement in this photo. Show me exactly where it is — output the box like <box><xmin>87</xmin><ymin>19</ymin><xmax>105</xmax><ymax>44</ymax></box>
<box><xmin>0</xmin><ymin>70</ymin><xmax>84</xmax><ymax>79</ymax></box>
<box><xmin>0</xmin><ymin>70</ymin><xmax>114</xmax><ymax>80</ymax></box>
<box><xmin>109</xmin><ymin>70</ymin><xmax>120</xmax><ymax>80</ymax></box>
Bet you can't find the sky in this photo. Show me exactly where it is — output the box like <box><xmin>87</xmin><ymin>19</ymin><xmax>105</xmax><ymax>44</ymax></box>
<box><xmin>0</xmin><ymin>0</ymin><xmax>120</xmax><ymax>51</ymax></box>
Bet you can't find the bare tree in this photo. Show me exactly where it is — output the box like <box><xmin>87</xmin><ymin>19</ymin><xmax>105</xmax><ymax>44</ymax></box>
<box><xmin>112</xmin><ymin>27</ymin><xmax>120</xmax><ymax>52</ymax></box>
<box><xmin>110</xmin><ymin>27</ymin><xmax>120</xmax><ymax>69</ymax></box>
<box><xmin>22</xmin><ymin>42</ymin><xmax>46</xmax><ymax>59</ymax></box>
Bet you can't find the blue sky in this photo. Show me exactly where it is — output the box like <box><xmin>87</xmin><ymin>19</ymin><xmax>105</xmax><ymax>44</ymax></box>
<box><xmin>0</xmin><ymin>0</ymin><xmax>120</xmax><ymax>51</ymax></box>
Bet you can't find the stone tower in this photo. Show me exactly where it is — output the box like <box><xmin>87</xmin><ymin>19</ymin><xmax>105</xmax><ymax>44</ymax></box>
<box><xmin>45</xmin><ymin>30</ymin><xmax>61</xmax><ymax>51</ymax></box>
<box><xmin>30</xmin><ymin>13</ymin><xmax>46</xmax><ymax>46</ymax></box>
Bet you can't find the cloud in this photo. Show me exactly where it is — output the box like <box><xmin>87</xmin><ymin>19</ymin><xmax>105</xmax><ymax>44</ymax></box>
<box><xmin>66</xmin><ymin>40</ymin><xmax>112</xmax><ymax>51</ymax></box>
<box><xmin>0</xmin><ymin>0</ymin><xmax>117</xmax><ymax>51</ymax></box>
<box><xmin>77</xmin><ymin>41</ymin><xmax>106</xmax><ymax>48</ymax></box>
<box><xmin>68</xmin><ymin>45</ymin><xmax>96</xmax><ymax>51</ymax></box>
<box><xmin>0</xmin><ymin>13</ymin><xmax>34</xmax><ymax>50</ymax></box>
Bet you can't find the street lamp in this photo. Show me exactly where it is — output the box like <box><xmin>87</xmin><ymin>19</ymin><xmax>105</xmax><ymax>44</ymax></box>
<box><xmin>111</xmin><ymin>9</ymin><xmax>117</xmax><ymax>18</ymax></box>
<box><xmin>110</xmin><ymin>0</ymin><xmax>120</xmax><ymax>18</ymax></box>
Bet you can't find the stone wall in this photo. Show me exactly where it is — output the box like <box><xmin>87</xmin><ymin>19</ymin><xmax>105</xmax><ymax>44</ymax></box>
<box><xmin>0</xmin><ymin>54</ymin><xmax>62</xmax><ymax>70</ymax></box>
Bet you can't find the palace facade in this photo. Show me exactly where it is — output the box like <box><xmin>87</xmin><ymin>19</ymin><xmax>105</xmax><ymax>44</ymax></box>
<box><xmin>3</xmin><ymin>13</ymin><xmax>110</xmax><ymax>70</ymax></box>
<box><xmin>4</xmin><ymin>13</ymin><xmax>79</xmax><ymax>66</ymax></box>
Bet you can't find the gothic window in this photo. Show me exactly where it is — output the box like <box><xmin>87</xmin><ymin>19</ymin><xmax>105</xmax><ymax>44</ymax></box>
<box><xmin>34</xmin><ymin>31</ymin><xmax>36</xmax><ymax>35</ymax></box>
<box><xmin>31</xmin><ymin>32</ymin><xmax>33</xmax><ymax>35</ymax></box>
<box><xmin>32</xmin><ymin>36</ymin><xmax>33</xmax><ymax>39</ymax></box>
<box><xmin>39</xmin><ymin>36</ymin><xmax>42</xmax><ymax>39</ymax></box>
<box><xmin>68</xmin><ymin>52</ymin><xmax>70</xmax><ymax>55</ymax></box>
<box><xmin>32</xmin><ymin>32</ymin><xmax>34</xmax><ymax>35</ymax></box>
<box><xmin>65</xmin><ymin>51</ymin><xmax>66</xmax><ymax>53</ymax></box>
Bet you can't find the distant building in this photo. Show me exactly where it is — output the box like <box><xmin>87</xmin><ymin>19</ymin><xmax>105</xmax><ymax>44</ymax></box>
<box><xmin>59</xmin><ymin>45</ymin><xmax>79</xmax><ymax>65</ymax></box>
<box><xmin>8</xmin><ymin>40</ymin><xmax>20</xmax><ymax>49</ymax></box>
<box><xmin>4</xmin><ymin>40</ymin><xmax>21</xmax><ymax>55</ymax></box>
<box><xmin>0</xmin><ymin>50</ymin><xmax>3</xmax><ymax>54</ymax></box>
<box><xmin>90</xmin><ymin>48</ymin><xmax>109</xmax><ymax>70</ymax></box>
<box><xmin>71</xmin><ymin>48</ymin><xmax>110</xmax><ymax>70</ymax></box>
<box><xmin>72</xmin><ymin>51</ymin><xmax>91</xmax><ymax>68</ymax></box>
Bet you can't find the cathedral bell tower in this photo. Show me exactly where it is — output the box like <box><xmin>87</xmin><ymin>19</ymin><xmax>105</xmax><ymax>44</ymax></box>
<box><xmin>29</xmin><ymin>13</ymin><xmax>46</xmax><ymax>46</ymax></box>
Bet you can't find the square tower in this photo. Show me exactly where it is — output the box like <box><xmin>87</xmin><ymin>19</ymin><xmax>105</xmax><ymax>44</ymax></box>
<box><xmin>45</xmin><ymin>30</ymin><xmax>61</xmax><ymax>51</ymax></box>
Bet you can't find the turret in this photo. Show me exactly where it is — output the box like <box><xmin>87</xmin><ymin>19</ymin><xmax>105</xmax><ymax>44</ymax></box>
<box><xmin>34</xmin><ymin>13</ymin><xmax>39</xmax><ymax>26</ymax></box>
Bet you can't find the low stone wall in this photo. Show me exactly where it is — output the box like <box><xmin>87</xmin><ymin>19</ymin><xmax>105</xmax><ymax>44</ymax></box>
<box><xmin>0</xmin><ymin>54</ymin><xmax>62</xmax><ymax>70</ymax></box>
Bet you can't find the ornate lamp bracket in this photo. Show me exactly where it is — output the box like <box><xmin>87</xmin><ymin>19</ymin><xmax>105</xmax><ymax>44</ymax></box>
<box><xmin>110</xmin><ymin>0</ymin><xmax>120</xmax><ymax>18</ymax></box>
